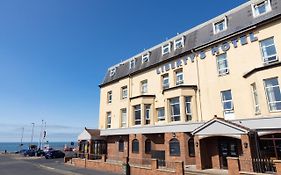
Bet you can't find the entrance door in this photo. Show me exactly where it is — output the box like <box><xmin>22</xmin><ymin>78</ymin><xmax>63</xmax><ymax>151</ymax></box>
<box><xmin>219</xmin><ymin>140</ymin><xmax>238</xmax><ymax>169</ymax></box>
<box><xmin>151</xmin><ymin>150</ymin><xmax>165</xmax><ymax>166</ymax></box>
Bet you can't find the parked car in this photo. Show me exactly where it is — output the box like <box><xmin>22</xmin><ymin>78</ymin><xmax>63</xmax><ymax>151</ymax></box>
<box><xmin>23</xmin><ymin>150</ymin><xmax>35</xmax><ymax>157</ymax></box>
<box><xmin>36</xmin><ymin>149</ymin><xmax>45</xmax><ymax>156</ymax></box>
<box><xmin>45</xmin><ymin>150</ymin><xmax>65</xmax><ymax>159</ymax></box>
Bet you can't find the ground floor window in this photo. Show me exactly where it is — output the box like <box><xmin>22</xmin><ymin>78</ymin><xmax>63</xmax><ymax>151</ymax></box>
<box><xmin>145</xmin><ymin>139</ymin><xmax>151</xmax><ymax>154</ymax></box>
<box><xmin>259</xmin><ymin>134</ymin><xmax>281</xmax><ymax>159</ymax></box>
<box><xmin>169</xmin><ymin>138</ymin><xmax>180</xmax><ymax>156</ymax></box>
<box><xmin>188</xmin><ymin>138</ymin><xmax>195</xmax><ymax>157</ymax></box>
<box><xmin>132</xmin><ymin>139</ymin><xmax>139</xmax><ymax>153</ymax></box>
<box><xmin>119</xmin><ymin>139</ymin><xmax>124</xmax><ymax>152</ymax></box>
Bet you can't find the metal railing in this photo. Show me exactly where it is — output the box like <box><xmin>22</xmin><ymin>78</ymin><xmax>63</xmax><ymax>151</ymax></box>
<box><xmin>239</xmin><ymin>158</ymin><xmax>276</xmax><ymax>174</ymax></box>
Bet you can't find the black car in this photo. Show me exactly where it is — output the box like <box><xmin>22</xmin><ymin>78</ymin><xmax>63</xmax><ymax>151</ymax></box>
<box><xmin>45</xmin><ymin>150</ymin><xmax>65</xmax><ymax>159</ymax></box>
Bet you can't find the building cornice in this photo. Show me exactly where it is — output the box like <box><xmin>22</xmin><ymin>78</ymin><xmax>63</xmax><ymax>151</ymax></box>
<box><xmin>243</xmin><ymin>61</ymin><xmax>281</xmax><ymax>78</ymax></box>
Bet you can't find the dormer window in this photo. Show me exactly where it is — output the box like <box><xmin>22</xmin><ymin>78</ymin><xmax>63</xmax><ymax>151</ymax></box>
<box><xmin>174</xmin><ymin>37</ymin><xmax>184</xmax><ymax>50</ymax></box>
<box><xmin>142</xmin><ymin>53</ymin><xmax>150</xmax><ymax>64</ymax></box>
<box><xmin>162</xmin><ymin>43</ymin><xmax>171</xmax><ymax>55</ymax></box>
<box><xmin>252</xmin><ymin>0</ymin><xmax>271</xmax><ymax>17</ymax></box>
<box><xmin>213</xmin><ymin>18</ymin><xmax>227</xmax><ymax>34</ymax></box>
<box><xmin>109</xmin><ymin>67</ymin><xmax>116</xmax><ymax>77</ymax></box>
<box><xmin>129</xmin><ymin>59</ymin><xmax>136</xmax><ymax>69</ymax></box>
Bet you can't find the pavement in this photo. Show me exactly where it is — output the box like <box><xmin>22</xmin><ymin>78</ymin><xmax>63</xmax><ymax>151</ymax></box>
<box><xmin>0</xmin><ymin>154</ymin><xmax>120</xmax><ymax>175</ymax></box>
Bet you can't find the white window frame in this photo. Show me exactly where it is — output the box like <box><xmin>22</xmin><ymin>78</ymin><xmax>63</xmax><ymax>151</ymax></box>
<box><xmin>142</xmin><ymin>52</ymin><xmax>150</xmax><ymax>64</ymax></box>
<box><xmin>157</xmin><ymin>107</ymin><xmax>165</xmax><ymax>121</ymax></box>
<box><xmin>109</xmin><ymin>67</ymin><xmax>116</xmax><ymax>77</ymax></box>
<box><xmin>185</xmin><ymin>96</ymin><xmax>192</xmax><ymax>121</ymax></box>
<box><xmin>260</xmin><ymin>37</ymin><xmax>278</xmax><ymax>64</ymax></box>
<box><xmin>106</xmin><ymin>112</ymin><xmax>112</xmax><ymax>128</ymax></box>
<box><xmin>174</xmin><ymin>37</ymin><xmax>184</xmax><ymax>50</ymax></box>
<box><xmin>145</xmin><ymin>104</ymin><xmax>151</xmax><ymax>125</ymax></box>
<box><xmin>121</xmin><ymin>86</ymin><xmax>128</xmax><ymax>99</ymax></box>
<box><xmin>107</xmin><ymin>91</ymin><xmax>112</xmax><ymax>104</ymax></box>
<box><xmin>251</xmin><ymin>83</ymin><xmax>261</xmax><ymax>114</ymax></box>
<box><xmin>121</xmin><ymin>108</ymin><xmax>127</xmax><ymax>128</ymax></box>
<box><xmin>252</xmin><ymin>0</ymin><xmax>272</xmax><ymax>18</ymax></box>
<box><xmin>175</xmin><ymin>70</ymin><xmax>184</xmax><ymax>85</ymax></box>
<box><xmin>221</xmin><ymin>90</ymin><xmax>234</xmax><ymax>113</ymax></box>
<box><xmin>129</xmin><ymin>59</ymin><xmax>136</xmax><ymax>69</ymax></box>
<box><xmin>213</xmin><ymin>17</ymin><xmax>227</xmax><ymax>34</ymax></box>
<box><xmin>162</xmin><ymin>74</ymin><xmax>169</xmax><ymax>89</ymax></box>
<box><xmin>141</xmin><ymin>80</ymin><xmax>148</xmax><ymax>94</ymax></box>
<box><xmin>162</xmin><ymin>43</ymin><xmax>171</xmax><ymax>55</ymax></box>
<box><xmin>216</xmin><ymin>53</ymin><xmax>229</xmax><ymax>76</ymax></box>
<box><xmin>134</xmin><ymin>105</ymin><xmax>141</xmax><ymax>125</ymax></box>
<box><xmin>170</xmin><ymin>97</ymin><xmax>181</xmax><ymax>122</ymax></box>
<box><xmin>264</xmin><ymin>77</ymin><xmax>281</xmax><ymax>112</ymax></box>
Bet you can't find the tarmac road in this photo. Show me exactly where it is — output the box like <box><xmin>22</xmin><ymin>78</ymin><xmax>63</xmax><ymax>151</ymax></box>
<box><xmin>0</xmin><ymin>154</ymin><xmax>120</xmax><ymax>175</ymax></box>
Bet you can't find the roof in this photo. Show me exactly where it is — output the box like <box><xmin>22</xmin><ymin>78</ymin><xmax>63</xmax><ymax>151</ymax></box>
<box><xmin>191</xmin><ymin>117</ymin><xmax>250</xmax><ymax>136</ymax></box>
<box><xmin>78</xmin><ymin>128</ymin><xmax>104</xmax><ymax>140</ymax></box>
<box><xmin>100</xmin><ymin>0</ymin><xmax>281</xmax><ymax>87</ymax></box>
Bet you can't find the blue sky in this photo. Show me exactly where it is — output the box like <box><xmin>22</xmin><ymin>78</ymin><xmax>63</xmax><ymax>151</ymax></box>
<box><xmin>0</xmin><ymin>0</ymin><xmax>247</xmax><ymax>142</ymax></box>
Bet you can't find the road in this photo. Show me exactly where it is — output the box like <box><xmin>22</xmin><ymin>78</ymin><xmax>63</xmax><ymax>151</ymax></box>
<box><xmin>0</xmin><ymin>154</ymin><xmax>120</xmax><ymax>175</ymax></box>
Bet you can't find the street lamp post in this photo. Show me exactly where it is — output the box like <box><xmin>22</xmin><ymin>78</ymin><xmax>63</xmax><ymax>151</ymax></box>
<box><xmin>30</xmin><ymin>123</ymin><xmax>35</xmax><ymax>149</ymax></box>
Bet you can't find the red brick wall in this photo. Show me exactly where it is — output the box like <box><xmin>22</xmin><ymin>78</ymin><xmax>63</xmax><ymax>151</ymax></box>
<box><xmin>106</xmin><ymin>135</ymin><xmax>129</xmax><ymax>161</ymax></box>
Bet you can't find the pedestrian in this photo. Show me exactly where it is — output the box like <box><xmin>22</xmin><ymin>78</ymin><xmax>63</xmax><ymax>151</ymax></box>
<box><xmin>4</xmin><ymin>150</ymin><xmax>7</xmax><ymax>154</ymax></box>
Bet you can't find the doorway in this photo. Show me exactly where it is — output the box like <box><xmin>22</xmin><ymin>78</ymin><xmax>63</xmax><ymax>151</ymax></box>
<box><xmin>218</xmin><ymin>138</ymin><xmax>239</xmax><ymax>169</ymax></box>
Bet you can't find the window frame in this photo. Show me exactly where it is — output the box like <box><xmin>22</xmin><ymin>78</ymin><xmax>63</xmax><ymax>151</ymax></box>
<box><xmin>109</xmin><ymin>67</ymin><xmax>116</xmax><ymax>77</ymax></box>
<box><xmin>162</xmin><ymin>74</ymin><xmax>169</xmax><ymax>89</ymax></box>
<box><xmin>175</xmin><ymin>69</ymin><xmax>184</xmax><ymax>85</ymax></box>
<box><xmin>142</xmin><ymin>53</ymin><xmax>150</xmax><ymax>64</ymax></box>
<box><xmin>106</xmin><ymin>112</ymin><xmax>112</xmax><ymax>129</ymax></box>
<box><xmin>132</xmin><ymin>139</ymin><xmax>139</xmax><ymax>153</ymax></box>
<box><xmin>107</xmin><ymin>91</ymin><xmax>112</xmax><ymax>104</ymax></box>
<box><xmin>264</xmin><ymin>77</ymin><xmax>281</xmax><ymax>112</ymax></box>
<box><xmin>174</xmin><ymin>37</ymin><xmax>184</xmax><ymax>50</ymax></box>
<box><xmin>121</xmin><ymin>86</ymin><xmax>128</xmax><ymax>99</ymax></box>
<box><xmin>169</xmin><ymin>138</ymin><xmax>180</xmax><ymax>156</ymax></box>
<box><xmin>157</xmin><ymin>107</ymin><xmax>165</xmax><ymax>122</ymax></box>
<box><xmin>259</xmin><ymin>37</ymin><xmax>278</xmax><ymax>64</ymax></box>
<box><xmin>162</xmin><ymin>43</ymin><xmax>171</xmax><ymax>55</ymax></box>
<box><xmin>213</xmin><ymin>17</ymin><xmax>227</xmax><ymax>34</ymax></box>
<box><xmin>121</xmin><ymin>108</ymin><xmax>127</xmax><ymax>128</ymax></box>
<box><xmin>129</xmin><ymin>59</ymin><xmax>136</xmax><ymax>69</ymax></box>
<box><xmin>145</xmin><ymin>104</ymin><xmax>151</xmax><ymax>125</ymax></box>
<box><xmin>185</xmin><ymin>96</ymin><xmax>192</xmax><ymax>121</ymax></box>
<box><xmin>188</xmin><ymin>138</ymin><xmax>195</xmax><ymax>157</ymax></box>
<box><xmin>251</xmin><ymin>83</ymin><xmax>261</xmax><ymax>115</ymax></box>
<box><xmin>118</xmin><ymin>139</ymin><xmax>124</xmax><ymax>152</ymax></box>
<box><xmin>216</xmin><ymin>53</ymin><xmax>229</xmax><ymax>76</ymax></box>
<box><xmin>170</xmin><ymin>97</ymin><xmax>181</xmax><ymax>122</ymax></box>
<box><xmin>252</xmin><ymin>0</ymin><xmax>272</xmax><ymax>18</ymax></box>
<box><xmin>140</xmin><ymin>80</ymin><xmax>148</xmax><ymax>94</ymax></box>
<box><xmin>221</xmin><ymin>90</ymin><xmax>234</xmax><ymax>113</ymax></box>
<box><xmin>145</xmin><ymin>139</ymin><xmax>152</xmax><ymax>154</ymax></box>
<box><xmin>134</xmin><ymin>105</ymin><xmax>141</xmax><ymax>125</ymax></box>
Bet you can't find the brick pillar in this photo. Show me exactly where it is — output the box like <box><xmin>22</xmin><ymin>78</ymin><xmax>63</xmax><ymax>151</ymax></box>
<box><xmin>194</xmin><ymin>136</ymin><xmax>202</xmax><ymax>170</ymax></box>
<box><xmin>273</xmin><ymin>160</ymin><xmax>281</xmax><ymax>175</ymax></box>
<box><xmin>227</xmin><ymin>157</ymin><xmax>240</xmax><ymax>175</ymax></box>
<box><xmin>151</xmin><ymin>159</ymin><xmax>158</xmax><ymax>170</ymax></box>
<box><xmin>240</xmin><ymin>134</ymin><xmax>253</xmax><ymax>172</ymax></box>
<box><xmin>101</xmin><ymin>154</ymin><xmax>106</xmax><ymax>162</ymax></box>
<box><xmin>175</xmin><ymin>161</ymin><xmax>184</xmax><ymax>175</ymax></box>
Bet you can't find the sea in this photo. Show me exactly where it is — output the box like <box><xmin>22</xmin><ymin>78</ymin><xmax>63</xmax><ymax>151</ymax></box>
<box><xmin>0</xmin><ymin>142</ymin><xmax>77</xmax><ymax>152</ymax></box>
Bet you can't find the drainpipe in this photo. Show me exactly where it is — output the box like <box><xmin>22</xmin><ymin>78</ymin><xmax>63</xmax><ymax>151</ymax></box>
<box><xmin>193</xmin><ymin>50</ymin><xmax>203</xmax><ymax>122</ymax></box>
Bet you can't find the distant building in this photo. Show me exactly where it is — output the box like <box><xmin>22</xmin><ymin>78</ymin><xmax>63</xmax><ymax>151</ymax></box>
<box><xmin>98</xmin><ymin>0</ymin><xmax>281</xmax><ymax>172</ymax></box>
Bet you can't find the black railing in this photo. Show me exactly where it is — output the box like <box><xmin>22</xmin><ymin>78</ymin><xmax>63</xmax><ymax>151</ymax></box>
<box><xmin>252</xmin><ymin>158</ymin><xmax>276</xmax><ymax>173</ymax></box>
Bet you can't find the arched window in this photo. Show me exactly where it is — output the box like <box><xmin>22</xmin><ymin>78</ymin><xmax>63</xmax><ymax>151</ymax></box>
<box><xmin>145</xmin><ymin>139</ymin><xmax>151</xmax><ymax>154</ymax></box>
<box><xmin>132</xmin><ymin>139</ymin><xmax>139</xmax><ymax>153</ymax></box>
<box><xmin>169</xmin><ymin>138</ymin><xmax>180</xmax><ymax>156</ymax></box>
<box><xmin>188</xmin><ymin>138</ymin><xmax>195</xmax><ymax>157</ymax></box>
<box><xmin>119</xmin><ymin>139</ymin><xmax>124</xmax><ymax>152</ymax></box>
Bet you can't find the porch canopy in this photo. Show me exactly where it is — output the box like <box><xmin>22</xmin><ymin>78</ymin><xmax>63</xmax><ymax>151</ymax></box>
<box><xmin>191</xmin><ymin>117</ymin><xmax>250</xmax><ymax>139</ymax></box>
<box><xmin>78</xmin><ymin>128</ymin><xmax>104</xmax><ymax>141</ymax></box>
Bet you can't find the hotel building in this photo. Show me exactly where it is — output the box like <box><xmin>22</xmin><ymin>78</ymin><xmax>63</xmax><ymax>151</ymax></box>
<box><xmin>97</xmin><ymin>0</ymin><xmax>281</xmax><ymax>171</ymax></box>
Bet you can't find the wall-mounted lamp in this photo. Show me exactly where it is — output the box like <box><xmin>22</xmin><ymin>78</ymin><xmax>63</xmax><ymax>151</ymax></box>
<box><xmin>196</xmin><ymin>142</ymin><xmax>199</xmax><ymax>147</ymax></box>
<box><xmin>243</xmin><ymin>142</ymin><xmax>248</xmax><ymax>149</ymax></box>
<box><xmin>172</xmin><ymin>132</ymin><xmax>176</xmax><ymax>138</ymax></box>
<box><xmin>134</xmin><ymin>134</ymin><xmax>136</xmax><ymax>138</ymax></box>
